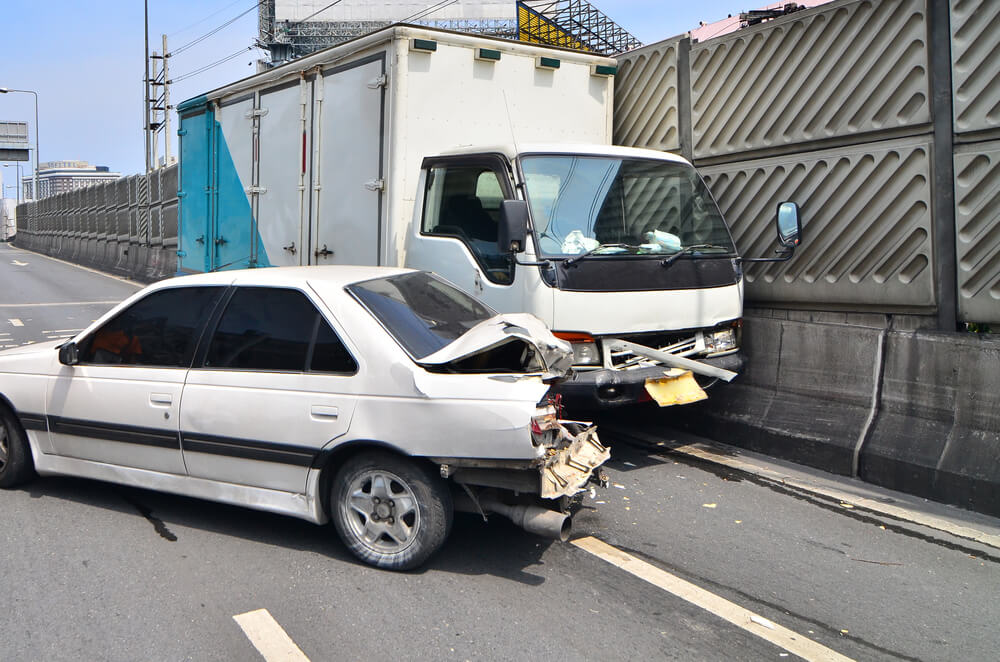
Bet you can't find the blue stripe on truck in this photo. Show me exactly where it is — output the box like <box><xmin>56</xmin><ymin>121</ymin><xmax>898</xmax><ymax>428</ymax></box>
<box><xmin>177</xmin><ymin>106</ymin><xmax>270</xmax><ymax>274</ymax></box>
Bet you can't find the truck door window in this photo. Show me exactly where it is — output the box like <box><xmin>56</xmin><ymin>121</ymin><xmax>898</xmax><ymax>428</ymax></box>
<box><xmin>422</xmin><ymin>164</ymin><xmax>514</xmax><ymax>285</ymax></box>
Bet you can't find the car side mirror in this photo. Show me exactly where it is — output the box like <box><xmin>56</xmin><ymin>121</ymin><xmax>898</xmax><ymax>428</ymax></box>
<box><xmin>58</xmin><ymin>342</ymin><xmax>79</xmax><ymax>366</ymax></box>
<box><xmin>499</xmin><ymin>200</ymin><xmax>529</xmax><ymax>254</ymax></box>
<box><xmin>776</xmin><ymin>201</ymin><xmax>802</xmax><ymax>247</ymax></box>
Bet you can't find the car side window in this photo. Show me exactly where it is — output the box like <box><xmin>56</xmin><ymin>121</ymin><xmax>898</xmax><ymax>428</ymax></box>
<box><xmin>79</xmin><ymin>286</ymin><xmax>225</xmax><ymax>368</ymax></box>
<box><xmin>421</xmin><ymin>163</ymin><xmax>514</xmax><ymax>285</ymax></box>
<box><xmin>205</xmin><ymin>287</ymin><xmax>357</xmax><ymax>373</ymax></box>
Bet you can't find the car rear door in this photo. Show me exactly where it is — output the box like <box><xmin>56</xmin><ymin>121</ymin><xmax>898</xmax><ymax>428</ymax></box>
<box><xmin>46</xmin><ymin>286</ymin><xmax>226</xmax><ymax>474</ymax></box>
<box><xmin>179</xmin><ymin>286</ymin><xmax>359</xmax><ymax>495</ymax></box>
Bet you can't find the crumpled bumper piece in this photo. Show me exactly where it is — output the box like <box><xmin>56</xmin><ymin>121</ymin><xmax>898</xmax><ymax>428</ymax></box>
<box><xmin>540</xmin><ymin>426</ymin><xmax>611</xmax><ymax>499</ymax></box>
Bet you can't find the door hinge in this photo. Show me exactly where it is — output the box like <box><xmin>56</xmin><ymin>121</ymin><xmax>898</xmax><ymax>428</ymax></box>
<box><xmin>364</xmin><ymin>179</ymin><xmax>385</xmax><ymax>192</ymax></box>
<box><xmin>245</xmin><ymin>186</ymin><xmax>268</xmax><ymax>194</ymax></box>
<box><xmin>245</xmin><ymin>108</ymin><xmax>269</xmax><ymax>118</ymax></box>
<box><xmin>367</xmin><ymin>74</ymin><xmax>388</xmax><ymax>89</ymax></box>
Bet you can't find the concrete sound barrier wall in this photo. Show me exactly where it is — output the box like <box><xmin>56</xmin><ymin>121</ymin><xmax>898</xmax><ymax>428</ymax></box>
<box><xmin>14</xmin><ymin>165</ymin><xmax>178</xmax><ymax>283</ymax></box>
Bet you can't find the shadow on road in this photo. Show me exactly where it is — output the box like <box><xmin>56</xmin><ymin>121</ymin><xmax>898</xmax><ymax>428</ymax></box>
<box><xmin>20</xmin><ymin>475</ymin><xmax>556</xmax><ymax>583</ymax></box>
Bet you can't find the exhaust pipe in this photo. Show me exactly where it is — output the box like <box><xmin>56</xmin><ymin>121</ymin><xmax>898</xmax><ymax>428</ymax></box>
<box><xmin>481</xmin><ymin>500</ymin><xmax>571</xmax><ymax>541</ymax></box>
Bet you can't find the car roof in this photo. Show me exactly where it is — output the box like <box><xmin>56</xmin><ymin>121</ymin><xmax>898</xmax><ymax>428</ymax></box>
<box><xmin>153</xmin><ymin>265</ymin><xmax>415</xmax><ymax>290</ymax></box>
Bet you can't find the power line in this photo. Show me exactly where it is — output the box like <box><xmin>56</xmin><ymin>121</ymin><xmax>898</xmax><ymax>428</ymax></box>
<box><xmin>289</xmin><ymin>0</ymin><xmax>347</xmax><ymax>27</ymax></box>
<box><xmin>402</xmin><ymin>0</ymin><xmax>461</xmax><ymax>23</ymax></box>
<box><xmin>171</xmin><ymin>45</ymin><xmax>256</xmax><ymax>84</ymax></box>
<box><xmin>170</xmin><ymin>1</ymin><xmax>264</xmax><ymax>57</ymax></box>
<box><xmin>169</xmin><ymin>0</ymin><xmax>247</xmax><ymax>38</ymax></box>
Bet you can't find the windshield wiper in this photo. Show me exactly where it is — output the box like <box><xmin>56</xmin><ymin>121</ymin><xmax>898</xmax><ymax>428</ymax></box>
<box><xmin>564</xmin><ymin>243</ymin><xmax>637</xmax><ymax>266</ymax></box>
<box><xmin>660</xmin><ymin>244</ymin><xmax>733</xmax><ymax>269</ymax></box>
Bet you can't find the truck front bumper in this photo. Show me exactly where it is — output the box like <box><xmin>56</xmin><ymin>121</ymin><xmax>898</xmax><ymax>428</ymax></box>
<box><xmin>551</xmin><ymin>351</ymin><xmax>746</xmax><ymax>411</ymax></box>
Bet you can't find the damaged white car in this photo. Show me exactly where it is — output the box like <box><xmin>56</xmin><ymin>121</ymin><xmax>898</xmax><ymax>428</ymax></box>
<box><xmin>0</xmin><ymin>266</ymin><xmax>608</xmax><ymax>569</ymax></box>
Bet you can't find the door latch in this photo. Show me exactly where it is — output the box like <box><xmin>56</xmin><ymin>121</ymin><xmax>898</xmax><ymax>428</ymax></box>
<box><xmin>195</xmin><ymin>235</ymin><xmax>205</xmax><ymax>245</ymax></box>
<box><xmin>215</xmin><ymin>236</ymin><xmax>228</xmax><ymax>246</ymax></box>
<box><xmin>283</xmin><ymin>242</ymin><xmax>297</xmax><ymax>255</ymax></box>
<box><xmin>364</xmin><ymin>179</ymin><xmax>385</xmax><ymax>192</ymax></box>
<box><xmin>315</xmin><ymin>244</ymin><xmax>333</xmax><ymax>258</ymax></box>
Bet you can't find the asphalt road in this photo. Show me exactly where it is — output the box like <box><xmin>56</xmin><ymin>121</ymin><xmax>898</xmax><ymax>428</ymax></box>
<box><xmin>1</xmin><ymin>242</ymin><xmax>998</xmax><ymax>661</ymax></box>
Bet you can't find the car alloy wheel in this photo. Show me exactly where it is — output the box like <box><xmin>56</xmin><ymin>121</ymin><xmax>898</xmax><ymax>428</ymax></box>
<box><xmin>343</xmin><ymin>468</ymin><xmax>421</xmax><ymax>555</ymax></box>
<box><xmin>331</xmin><ymin>451</ymin><xmax>452</xmax><ymax>570</ymax></box>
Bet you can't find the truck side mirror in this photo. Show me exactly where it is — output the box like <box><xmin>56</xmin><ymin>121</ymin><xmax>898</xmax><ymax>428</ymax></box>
<box><xmin>58</xmin><ymin>341</ymin><xmax>79</xmax><ymax>366</ymax></box>
<box><xmin>776</xmin><ymin>201</ymin><xmax>801</xmax><ymax>247</ymax></box>
<box><xmin>499</xmin><ymin>200</ymin><xmax>529</xmax><ymax>254</ymax></box>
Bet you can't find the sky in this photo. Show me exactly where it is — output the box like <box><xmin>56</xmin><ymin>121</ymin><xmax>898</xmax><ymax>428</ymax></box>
<box><xmin>1</xmin><ymin>0</ymin><xmax>756</xmax><ymax>190</ymax></box>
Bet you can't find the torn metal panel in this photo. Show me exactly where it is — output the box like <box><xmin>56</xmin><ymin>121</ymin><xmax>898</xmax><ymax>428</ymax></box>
<box><xmin>541</xmin><ymin>426</ymin><xmax>610</xmax><ymax>499</ymax></box>
<box><xmin>419</xmin><ymin>313</ymin><xmax>573</xmax><ymax>379</ymax></box>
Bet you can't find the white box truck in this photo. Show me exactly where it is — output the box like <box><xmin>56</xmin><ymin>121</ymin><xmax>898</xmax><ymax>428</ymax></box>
<box><xmin>176</xmin><ymin>25</ymin><xmax>801</xmax><ymax>410</ymax></box>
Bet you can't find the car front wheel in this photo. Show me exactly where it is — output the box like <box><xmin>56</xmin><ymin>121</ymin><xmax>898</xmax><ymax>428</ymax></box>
<box><xmin>331</xmin><ymin>451</ymin><xmax>453</xmax><ymax>570</ymax></box>
<box><xmin>0</xmin><ymin>405</ymin><xmax>35</xmax><ymax>488</ymax></box>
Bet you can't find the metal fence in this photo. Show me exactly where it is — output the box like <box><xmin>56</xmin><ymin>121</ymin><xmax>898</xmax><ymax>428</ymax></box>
<box><xmin>14</xmin><ymin>165</ymin><xmax>178</xmax><ymax>282</ymax></box>
<box><xmin>615</xmin><ymin>0</ymin><xmax>1000</xmax><ymax>325</ymax></box>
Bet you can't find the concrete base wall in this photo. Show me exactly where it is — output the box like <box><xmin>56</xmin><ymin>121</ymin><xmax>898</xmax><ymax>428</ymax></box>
<box><xmin>654</xmin><ymin>312</ymin><xmax>1000</xmax><ymax>517</ymax></box>
<box><xmin>12</xmin><ymin>229</ymin><xmax>176</xmax><ymax>284</ymax></box>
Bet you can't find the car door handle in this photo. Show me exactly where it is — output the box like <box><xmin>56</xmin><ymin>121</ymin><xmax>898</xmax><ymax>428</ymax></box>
<box><xmin>310</xmin><ymin>405</ymin><xmax>339</xmax><ymax>420</ymax></box>
<box><xmin>150</xmin><ymin>393</ymin><xmax>173</xmax><ymax>406</ymax></box>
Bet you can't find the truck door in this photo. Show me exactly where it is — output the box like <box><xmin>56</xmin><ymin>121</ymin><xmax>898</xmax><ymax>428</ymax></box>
<box><xmin>257</xmin><ymin>80</ymin><xmax>310</xmax><ymax>267</ymax></box>
<box><xmin>408</xmin><ymin>156</ymin><xmax>524</xmax><ymax>312</ymax></box>
<box><xmin>310</xmin><ymin>55</ymin><xmax>385</xmax><ymax>266</ymax></box>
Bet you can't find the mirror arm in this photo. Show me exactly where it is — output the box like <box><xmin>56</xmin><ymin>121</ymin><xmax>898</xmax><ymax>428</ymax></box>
<box><xmin>740</xmin><ymin>245</ymin><xmax>796</xmax><ymax>263</ymax></box>
<box><xmin>508</xmin><ymin>254</ymin><xmax>552</xmax><ymax>267</ymax></box>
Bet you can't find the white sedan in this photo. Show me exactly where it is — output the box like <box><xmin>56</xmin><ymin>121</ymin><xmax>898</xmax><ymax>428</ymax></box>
<box><xmin>0</xmin><ymin>266</ymin><xmax>608</xmax><ymax>569</ymax></box>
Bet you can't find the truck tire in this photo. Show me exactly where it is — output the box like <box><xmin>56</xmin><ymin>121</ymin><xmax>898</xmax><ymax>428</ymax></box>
<box><xmin>0</xmin><ymin>405</ymin><xmax>36</xmax><ymax>488</ymax></box>
<box><xmin>331</xmin><ymin>451</ymin><xmax>452</xmax><ymax>570</ymax></box>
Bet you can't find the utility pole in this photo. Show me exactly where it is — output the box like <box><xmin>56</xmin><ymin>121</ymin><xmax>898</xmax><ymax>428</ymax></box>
<box><xmin>163</xmin><ymin>34</ymin><xmax>172</xmax><ymax>166</ymax></box>
<box><xmin>144</xmin><ymin>0</ymin><xmax>151</xmax><ymax>173</ymax></box>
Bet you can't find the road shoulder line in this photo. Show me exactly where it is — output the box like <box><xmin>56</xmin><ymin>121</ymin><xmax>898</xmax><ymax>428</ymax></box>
<box><xmin>573</xmin><ymin>536</ymin><xmax>854</xmax><ymax>662</ymax></box>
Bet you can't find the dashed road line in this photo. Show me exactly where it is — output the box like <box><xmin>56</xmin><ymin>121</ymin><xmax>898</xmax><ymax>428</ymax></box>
<box><xmin>234</xmin><ymin>609</ymin><xmax>310</xmax><ymax>662</ymax></box>
<box><xmin>8</xmin><ymin>318</ymin><xmax>23</xmax><ymax>327</ymax></box>
<box><xmin>573</xmin><ymin>536</ymin><xmax>854</xmax><ymax>662</ymax></box>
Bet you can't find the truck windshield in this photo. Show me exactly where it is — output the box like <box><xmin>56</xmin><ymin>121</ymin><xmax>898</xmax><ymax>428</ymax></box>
<box><xmin>347</xmin><ymin>271</ymin><xmax>496</xmax><ymax>360</ymax></box>
<box><xmin>520</xmin><ymin>155</ymin><xmax>735</xmax><ymax>258</ymax></box>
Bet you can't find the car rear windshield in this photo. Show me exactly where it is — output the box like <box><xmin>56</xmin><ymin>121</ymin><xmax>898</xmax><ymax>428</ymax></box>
<box><xmin>347</xmin><ymin>272</ymin><xmax>496</xmax><ymax>360</ymax></box>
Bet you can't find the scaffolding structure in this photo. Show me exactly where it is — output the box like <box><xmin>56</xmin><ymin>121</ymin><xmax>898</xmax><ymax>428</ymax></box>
<box><xmin>258</xmin><ymin>0</ymin><xmax>640</xmax><ymax>65</ymax></box>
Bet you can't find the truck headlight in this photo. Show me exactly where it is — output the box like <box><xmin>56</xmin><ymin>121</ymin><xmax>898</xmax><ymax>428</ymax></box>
<box><xmin>705</xmin><ymin>326</ymin><xmax>738</xmax><ymax>354</ymax></box>
<box><xmin>554</xmin><ymin>332</ymin><xmax>602</xmax><ymax>366</ymax></box>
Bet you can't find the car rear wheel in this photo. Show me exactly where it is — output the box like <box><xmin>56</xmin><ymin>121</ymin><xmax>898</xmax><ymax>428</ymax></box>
<box><xmin>331</xmin><ymin>451</ymin><xmax>452</xmax><ymax>570</ymax></box>
<box><xmin>0</xmin><ymin>405</ymin><xmax>35</xmax><ymax>488</ymax></box>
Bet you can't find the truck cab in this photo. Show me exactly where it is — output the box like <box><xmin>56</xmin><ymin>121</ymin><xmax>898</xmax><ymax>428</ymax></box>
<box><xmin>405</xmin><ymin>143</ymin><xmax>781</xmax><ymax>410</ymax></box>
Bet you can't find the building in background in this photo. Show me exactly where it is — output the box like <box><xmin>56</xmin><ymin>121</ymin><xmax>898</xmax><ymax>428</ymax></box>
<box><xmin>257</xmin><ymin>0</ymin><xmax>641</xmax><ymax>65</ymax></box>
<box><xmin>23</xmin><ymin>160</ymin><xmax>121</xmax><ymax>200</ymax></box>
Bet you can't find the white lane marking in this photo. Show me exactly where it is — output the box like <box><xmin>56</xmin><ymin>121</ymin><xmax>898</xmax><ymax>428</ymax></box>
<box><xmin>5</xmin><ymin>246</ymin><xmax>142</xmax><ymax>287</ymax></box>
<box><xmin>614</xmin><ymin>429</ymin><xmax>1000</xmax><ymax>550</ymax></box>
<box><xmin>43</xmin><ymin>328</ymin><xmax>83</xmax><ymax>334</ymax></box>
<box><xmin>0</xmin><ymin>300</ymin><xmax>121</xmax><ymax>308</ymax></box>
<box><xmin>573</xmin><ymin>537</ymin><xmax>854</xmax><ymax>662</ymax></box>
<box><xmin>233</xmin><ymin>609</ymin><xmax>310</xmax><ymax>662</ymax></box>
<box><xmin>11</xmin><ymin>259</ymin><xmax>28</xmax><ymax>266</ymax></box>
<box><xmin>8</xmin><ymin>318</ymin><xmax>24</xmax><ymax>327</ymax></box>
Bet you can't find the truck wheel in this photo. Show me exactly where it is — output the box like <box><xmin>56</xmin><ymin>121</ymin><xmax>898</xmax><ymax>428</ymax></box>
<box><xmin>331</xmin><ymin>451</ymin><xmax>452</xmax><ymax>570</ymax></box>
<box><xmin>0</xmin><ymin>405</ymin><xmax>35</xmax><ymax>488</ymax></box>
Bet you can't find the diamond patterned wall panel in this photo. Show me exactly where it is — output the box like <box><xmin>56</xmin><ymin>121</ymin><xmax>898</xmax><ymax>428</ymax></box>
<box><xmin>700</xmin><ymin>136</ymin><xmax>935</xmax><ymax>308</ymax></box>
<box><xmin>954</xmin><ymin>141</ymin><xmax>1000</xmax><ymax>323</ymax></box>
<box><xmin>614</xmin><ymin>38</ymin><xmax>681</xmax><ymax>152</ymax></box>
<box><xmin>951</xmin><ymin>0</ymin><xmax>1000</xmax><ymax>135</ymax></box>
<box><xmin>689</xmin><ymin>0</ymin><xmax>931</xmax><ymax>161</ymax></box>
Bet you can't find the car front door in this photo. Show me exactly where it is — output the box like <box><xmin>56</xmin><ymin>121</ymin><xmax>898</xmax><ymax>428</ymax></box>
<box><xmin>46</xmin><ymin>286</ymin><xmax>226</xmax><ymax>474</ymax></box>
<box><xmin>179</xmin><ymin>286</ymin><xmax>359</xmax><ymax>495</ymax></box>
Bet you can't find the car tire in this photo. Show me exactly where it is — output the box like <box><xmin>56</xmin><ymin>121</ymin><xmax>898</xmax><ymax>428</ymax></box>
<box><xmin>331</xmin><ymin>451</ymin><xmax>453</xmax><ymax>570</ymax></box>
<box><xmin>0</xmin><ymin>405</ymin><xmax>36</xmax><ymax>488</ymax></box>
